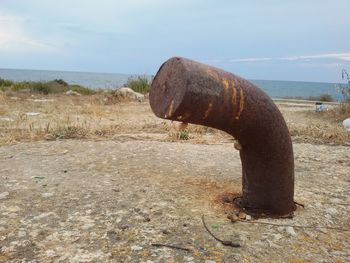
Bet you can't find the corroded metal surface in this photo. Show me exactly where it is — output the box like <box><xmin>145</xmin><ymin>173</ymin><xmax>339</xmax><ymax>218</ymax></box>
<box><xmin>150</xmin><ymin>57</ymin><xmax>295</xmax><ymax>216</ymax></box>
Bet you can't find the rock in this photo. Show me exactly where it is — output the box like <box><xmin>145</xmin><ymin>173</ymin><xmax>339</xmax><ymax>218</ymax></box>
<box><xmin>42</xmin><ymin>192</ymin><xmax>54</xmax><ymax>198</ymax></box>
<box><xmin>143</xmin><ymin>214</ymin><xmax>151</xmax><ymax>222</ymax></box>
<box><xmin>162</xmin><ymin>229</ymin><xmax>170</xmax><ymax>234</ymax></box>
<box><xmin>285</xmin><ymin>226</ymin><xmax>297</xmax><ymax>236</ymax></box>
<box><xmin>245</xmin><ymin>214</ymin><xmax>252</xmax><ymax>220</ymax></box>
<box><xmin>65</xmin><ymin>90</ymin><xmax>82</xmax><ymax>96</ymax></box>
<box><xmin>7</xmin><ymin>205</ymin><xmax>20</xmax><ymax>212</ymax></box>
<box><xmin>119</xmin><ymin>224</ymin><xmax>129</xmax><ymax>230</ymax></box>
<box><xmin>114</xmin><ymin>87</ymin><xmax>144</xmax><ymax>102</ymax></box>
<box><xmin>227</xmin><ymin>213</ymin><xmax>239</xmax><ymax>222</ymax></box>
<box><xmin>326</xmin><ymin>207</ymin><xmax>338</xmax><ymax>215</ymax></box>
<box><xmin>131</xmin><ymin>245</ymin><xmax>143</xmax><ymax>251</ymax></box>
<box><xmin>343</xmin><ymin>118</ymin><xmax>350</xmax><ymax>131</ymax></box>
<box><xmin>223</xmin><ymin>254</ymin><xmax>242</xmax><ymax>262</ymax></box>
<box><xmin>25</xmin><ymin>112</ymin><xmax>40</xmax><ymax>116</ymax></box>
<box><xmin>273</xmin><ymin>233</ymin><xmax>283</xmax><ymax>241</ymax></box>
<box><xmin>0</xmin><ymin>192</ymin><xmax>9</xmax><ymax>200</ymax></box>
<box><xmin>238</xmin><ymin>211</ymin><xmax>247</xmax><ymax>219</ymax></box>
<box><xmin>0</xmin><ymin>117</ymin><xmax>14</xmax><ymax>122</ymax></box>
<box><xmin>106</xmin><ymin>230</ymin><xmax>119</xmax><ymax>244</ymax></box>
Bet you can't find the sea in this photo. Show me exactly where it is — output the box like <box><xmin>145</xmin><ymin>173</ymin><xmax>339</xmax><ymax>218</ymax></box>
<box><xmin>0</xmin><ymin>68</ymin><xmax>344</xmax><ymax>101</ymax></box>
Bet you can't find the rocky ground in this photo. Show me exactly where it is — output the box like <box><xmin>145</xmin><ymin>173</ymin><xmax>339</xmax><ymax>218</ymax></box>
<box><xmin>0</xmin><ymin>94</ymin><xmax>349</xmax><ymax>262</ymax></box>
<box><xmin>0</xmin><ymin>138</ymin><xmax>349</xmax><ymax>262</ymax></box>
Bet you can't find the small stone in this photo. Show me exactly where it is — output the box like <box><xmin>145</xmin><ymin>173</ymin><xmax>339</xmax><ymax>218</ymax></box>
<box><xmin>245</xmin><ymin>215</ymin><xmax>252</xmax><ymax>220</ymax></box>
<box><xmin>65</xmin><ymin>90</ymin><xmax>81</xmax><ymax>96</ymax></box>
<box><xmin>46</xmin><ymin>249</ymin><xmax>57</xmax><ymax>257</ymax></box>
<box><xmin>162</xmin><ymin>229</ymin><xmax>170</xmax><ymax>235</ymax></box>
<box><xmin>7</xmin><ymin>206</ymin><xmax>20</xmax><ymax>212</ymax></box>
<box><xmin>17</xmin><ymin>231</ymin><xmax>26</xmax><ymax>238</ymax></box>
<box><xmin>119</xmin><ymin>224</ymin><xmax>129</xmax><ymax>230</ymax></box>
<box><xmin>143</xmin><ymin>214</ymin><xmax>151</xmax><ymax>222</ymax></box>
<box><xmin>106</xmin><ymin>230</ymin><xmax>119</xmax><ymax>244</ymax></box>
<box><xmin>326</xmin><ymin>207</ymin><xmax>337</xmax><ymax>215</ymax></box>
<box><xmin>42</xmin><ymin>192</ymin><xmax>54</xmax><ymax>198</ymax></box>
<box><xmin>0</xmin><ymin>192</ymin><xmax>9</xmax><ymax>200</ymax></box>
<box><xmin>286</xmin><ymin>226</ymin><xmax>297</xmax><ymax>236</ymax></box>
<box><xmin>205</xmin><ymin>260</ymin><xmax>217</xmax><ymax>263</ymax></box>
<box><xmin>227</xmin><ymin>213</ymin><xmax>239</xmax><ymax>222</ymax></box>
<box><xmin>238</xmin><ymin>212</ymin><xmax>247</xmax><ymax>219</ymax></box>
<box><xmin>131</xmin><ymin>245</ymin><xmax>143</xmax><ymax>251</ymax></box>
<box><xmin>273</xmin><ymin>233</ymin><xmax>283</xmax><ymax>241</ymax></box>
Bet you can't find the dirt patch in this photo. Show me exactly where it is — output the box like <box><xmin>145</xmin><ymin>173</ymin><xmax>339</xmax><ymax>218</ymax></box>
<box><xmin>0</xmin><ymin>140</ymin><xmax>349</xmax><ymax>262</ymax></box>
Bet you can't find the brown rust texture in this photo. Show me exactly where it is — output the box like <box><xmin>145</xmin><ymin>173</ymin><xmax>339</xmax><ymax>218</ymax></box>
<box><xmin>149</xmin><ymin>57</ymin><xmax>295</xmax><ymax>216</ymax></box>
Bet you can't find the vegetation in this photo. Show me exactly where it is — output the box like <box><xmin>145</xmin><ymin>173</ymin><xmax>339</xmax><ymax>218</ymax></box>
<box><xmin>178</xmin><ymin>130</ymin><xmax>189</xmax><ymax>140</ymax></box>
<box><xmin>308</xmin><ymin>94</ymin><xmax>333</xmax><ymax>102</ymax></box>
<box><xmin>282</xmin><ymin>94</ymin><xmax>333</xmax><ymax>102</ymax></box>
<box><xmin>0</xmin><ymin>78</ymin><xmax>95</xmax><ymax>95</ymax></box>
<box><xmin>336</xmin><ymin>69</ymin><xmax>350</xmax><ymax>102</ymax></box>
<box><xmin>51</xmin><ymin>125</ymin><xmax>88</xmax><ymax>139</ymax></box>
<box><xmin>328</xmin><ymin>69</ymin><xmax>350</xmax><ymax>119</ymax></box>
<box><xmin>126</xmin><ymin>75</ymin><xmax>151</xmax><ymax>94</ymax></box>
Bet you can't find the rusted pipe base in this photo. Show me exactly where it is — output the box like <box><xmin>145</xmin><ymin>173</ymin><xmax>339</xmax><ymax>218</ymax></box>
<box><xmin>150</xmin><ymin>57</ymin><xmax>295</xmax><ymax>216</ymax></box>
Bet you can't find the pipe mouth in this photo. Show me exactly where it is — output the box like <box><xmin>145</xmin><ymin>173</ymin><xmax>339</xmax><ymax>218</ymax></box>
<box><xmin>149</xmin><ymin>57</ymin><xmax>188</xmax><ymax>120</ymax></box>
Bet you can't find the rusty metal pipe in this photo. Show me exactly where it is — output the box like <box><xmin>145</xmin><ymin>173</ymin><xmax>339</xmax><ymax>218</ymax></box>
<box><xmin>150</xmin><ymin>57</ymin><xmax>295</xmax><ymax>216</ymax></box>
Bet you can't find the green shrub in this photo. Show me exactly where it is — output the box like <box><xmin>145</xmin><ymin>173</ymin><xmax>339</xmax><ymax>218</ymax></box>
<box><xmin>178</xmin><ymin>130</ymin><xmax>189</xmax><ymax>140</ymax></box>
<box><xmin>1</xmin><ymin>77</ymin><xmax>95</xmax><ymax>95</ymax></box>
<box><xmin>69</xmin><ymin>85</ymin><xmax>95</xmax><ymax>95</ymax></box>
<box><xmin>11</xmin><ymin>82</ymin><xmax>28</xmax><ymax>91</ymax></box>
<box><xmin>30</xmin><ymin>82</ymin><xmax>52</xmax><ymax>94</ymax></box>
<box><xmin>51</xmin><ymin>126</ymin><xmax>88</xmax><ymax>139</ymax></box>
<box><xmin>308</xmin><ymin>94</ymin><xmax>333</xmax><ymax>102</ymax></box>
<box><xmin>0</xmin><ymin>78</ymin><xmax>14</xmax><ymax>89</ymax></box>
<box><xmin>54</xmin><ymin>79</ymin><xmax>68</xmax><ymax>86</ymax></box>
<box><xmin>126</xmin><ymin>76</ymin><xmax>150</xmax><ymax>94</ymax></box>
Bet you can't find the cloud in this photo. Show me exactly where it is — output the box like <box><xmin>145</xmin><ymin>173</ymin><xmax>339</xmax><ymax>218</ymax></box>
<box><xmin>208</xmin><ymin>52</ymin><xmax>350</xmax><ymax>64</ymax></box>
<box><xmin>229</xmin><ymin>57</ymin><xmax>272</xmax><ymax>62</ymax></box>
<box><xmin>297</xmin><ymin>62</ymin><xmax>342</xmax><ymax>68</ymax></box>
<box><xmin>280</xmin><ymin>52</ymin><xmax>350</xmax><ymax>61</ymax></box>
<box><xmin>0</xmin><ymin>13</ymin><xmax>55</xmax><ymax>52</ymax></box>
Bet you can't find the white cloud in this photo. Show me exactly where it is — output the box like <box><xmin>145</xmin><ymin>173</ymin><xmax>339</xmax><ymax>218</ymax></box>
<box><xmin>229</xmin><ymin>57</ymin><xmax>272</xmax><ymax>62</ymax></box>
<box><xmin>0</xmin><ymin>13</ymin><xmax>54</xmax><ymax>52</ymax></box>
<box><xmin>280</xmin><ymin>52</ymin><xmax>350</xmax><ymax>61</ymax></box>
<box><xmin>214</xmin><ymin>52</ymin><xmax>350</xmax><ymax>64</ymax></box>
<box><xmin>297</xmin><ymin>63</ymin><xmax>342</xmax><ymax>68</ymax></box>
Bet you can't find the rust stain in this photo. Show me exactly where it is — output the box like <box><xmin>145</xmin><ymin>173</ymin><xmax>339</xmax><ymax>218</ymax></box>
<box><xmin>203</xmin><ymin>103</ymin><xmax>213</xmax><ymax>119</ymax></box>
<box><xmin>232</xmin><ymin>85</ymin><xmax>237</xmax><ymax>105</ymax></box>
<box><xmin>222</xmin><ymin>79</ymin><xmax>229</xmax><ymax>91</ymax></box>
<box><xmin>235</xmin><ymin>87</ymin><xmax>244</xmax><ymax>120</ymax></box>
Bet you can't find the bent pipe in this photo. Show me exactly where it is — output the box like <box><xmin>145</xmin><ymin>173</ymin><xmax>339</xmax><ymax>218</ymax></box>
<box><xmin>149</xmin><ymin>57</ymin><xmax>295</xmax><ymax>216</ymax></box>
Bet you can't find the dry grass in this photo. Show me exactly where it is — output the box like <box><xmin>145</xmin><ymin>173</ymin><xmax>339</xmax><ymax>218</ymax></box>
<box><xmin>0</xmin><ymin>91</ymin><xmax>349</xmax><ymax>146</ymax></box>
<box><xmin>279</xmin><ymin>102</ymin><xmax>350</xmax><ymax>145</ymax></box>
<box><xmin>323</xmin><ymin>102</ymin><xmax>350</xmax><ymax>122</ymax></box>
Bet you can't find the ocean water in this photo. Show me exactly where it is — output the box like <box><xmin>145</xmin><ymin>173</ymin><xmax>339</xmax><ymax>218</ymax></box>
<box><xmin>0</xmin><ymin>68</ymin><xmax>133</xmax><ymax>89</ymax></box>
<box><xmin>0</xmin><ymin>68</ymin><xmax>343</xmax><ymax>101</ymax></box>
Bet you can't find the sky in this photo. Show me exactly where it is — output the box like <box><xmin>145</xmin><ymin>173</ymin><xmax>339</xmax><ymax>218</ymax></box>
<box><xmin>0</xmin><ymin>0</ymin><xmax>350</xmax><ymax>82</ymax></box>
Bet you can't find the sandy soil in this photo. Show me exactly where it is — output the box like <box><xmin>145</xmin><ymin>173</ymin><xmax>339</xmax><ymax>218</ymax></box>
<box><xmin>0</xmin><ymin>93</ymin><xmax>349</xmax><ymax>262</ymax></box>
